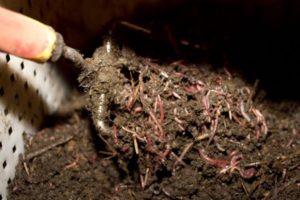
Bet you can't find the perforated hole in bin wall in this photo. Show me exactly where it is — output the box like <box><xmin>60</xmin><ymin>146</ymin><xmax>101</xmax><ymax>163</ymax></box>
<box><xmin>5</xmin><ymin>54</ymin><xmax>10</xmax><ymax>63</ymax></box>
<box><xmin>0</xmin><ymin>52</ymin><xmax>69</xmax><ymax>200</ymax></box>
<box><xmin>0</xmin><ymin>88</ymin><xmax>4</xmax><ymax>96</ymax></box>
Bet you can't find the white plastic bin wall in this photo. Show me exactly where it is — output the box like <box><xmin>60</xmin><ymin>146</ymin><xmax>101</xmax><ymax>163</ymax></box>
<box><xmin>0</xmin><ymin>1</ymin><xmax>71</xmax><ymax>199</ymax></box>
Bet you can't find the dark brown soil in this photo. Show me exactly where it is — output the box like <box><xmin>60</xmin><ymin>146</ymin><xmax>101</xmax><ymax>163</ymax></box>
<box><xmin>8</xmin><ymin>44</ymin><xmax>300</xmax><ymax>200</ymax></box>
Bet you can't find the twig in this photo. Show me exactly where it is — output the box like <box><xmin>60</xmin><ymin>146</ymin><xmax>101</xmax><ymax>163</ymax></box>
<box><xmin>175</xmin><ymin>142</ymin><xmax>194</xmax><ymax>166</ymax></box>
<box><xmin>240</xmin><ymin>101</ymin><xmax>251</xmax><ymax>122</ymax></box>
<box><xmin>25</xmin><ymin>135</ymin><xmax>73</xmax><ymax>161</ymax></box>
<box><xmin>157</xmin><ymin>95</ymin><xmax>164</xmax><ymax>124</ymax></box>
<box><xmin>162</xmin><ymin>187</ymin><xmax>172</xmax><ymax>198</ymax></box>
<box><xmin>224</xmin><ymin>67</ymin><xmax>232</xmax><ymax>80</ymax></box>
<box><xmin>97</xmin><ymin>132</ymin><xmax>117</xmax><ymax>155</ymax></box>
<box><xmin>121</xmin><ymin>126</ymin><xmax>139</xmax><ymax>155</ymax></box>
<box><xmin>207</xmin><ymin>116</ymin><xmax>219</xmax><ymax>146</ymax></box>
<box><xmin>171</xmin><ymin>152</ymin><xmax>186</xmax><ymax>166</ymax></box>
<box><xmin>249</xmin><ymin>79</ymin><xmax>260</xmax><ymax>103</ymax></box>
<box><xmin>149</xmin><ymin>111</ymin><xmax>165</xmax><ymax>139</ymax></box>
<box><xmin>23</xmin><ymin>161</ymin><xmax>30</xmax><ymax>176</ymax></box>
<box><xmin>225</xmin><ymin>100</ymin><xmax>232</xmax><ymax>120</ymax></box>
<box><xmin>196</xmin><ymin>133</ymin><xmax>210</xmax><ymax>141</ymax></box>
<box><xmin>239</xmin><ymin>178</ymin><xmax>251</xmax><ymax>200</ymax></box>
<box><xmin>120</xmin><ymin>21</ymin><xmax>151</xmax><ymax>34</ymax></box>
<box><xmin>140</xmin><ymin>168</ymin><xmax>150</xmax><ymax>189</ymax></box>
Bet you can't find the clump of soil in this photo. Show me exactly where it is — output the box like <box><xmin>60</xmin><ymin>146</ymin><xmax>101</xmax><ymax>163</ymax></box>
<box><xmin>81</xmin><ymin>44</ymin><xmax>269</xmax><ymax>179</ymax></box>
<box><xmin>9</xmin><ymin>45</ymin><xmax>300</xmax><ymax>199</ymax></box>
